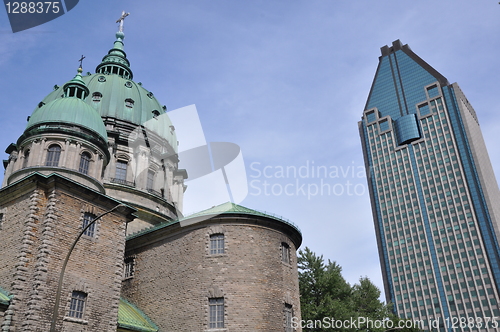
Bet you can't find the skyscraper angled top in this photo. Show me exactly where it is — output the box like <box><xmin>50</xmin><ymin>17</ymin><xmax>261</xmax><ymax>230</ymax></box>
<box><xmin>359</xmin><ymin>40</ymin><xmax>500</xmax><ymax>330</ymax></box>
<box><xmin>365</xmin><ymin>40</ymin><xmax>449</xmax><ymax>121</ymax></box>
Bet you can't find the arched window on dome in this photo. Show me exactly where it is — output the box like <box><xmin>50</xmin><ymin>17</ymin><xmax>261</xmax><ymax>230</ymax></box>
<box><xmin>125</xmin><ymin>98</ymin><xmax>134</xmax><ymax>109</ymax></box>
<box><xmin>79</xmin><ymin>152</ymin><xmax>91</xmax><ymax>175</ymax></box>
<box><xmin>45</xmin><ymin>144</ymin><xmax>61</xmax><ymax>167</ymax></box>
<box><xmin>92</xmin><ymin>92</ymin><xmax>102</xmax><ymax>102</ymax></box>
<box><xmin>23</xmin><ymin>149</ymin><xmax>30</xmax><ymax>168</ymax></box>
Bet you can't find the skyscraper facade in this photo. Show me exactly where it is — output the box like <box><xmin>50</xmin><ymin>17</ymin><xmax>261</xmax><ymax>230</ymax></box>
<box><xmin>359</xmin><ymin>40</ymin><xmax>500</xmax><ymax>330</ymax></box>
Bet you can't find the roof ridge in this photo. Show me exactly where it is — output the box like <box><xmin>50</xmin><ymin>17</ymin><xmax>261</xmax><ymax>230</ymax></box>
<box><xmin>126</xmin><ymin>202</ymin><xmax>301</xmax><ymax>241</ymax></box>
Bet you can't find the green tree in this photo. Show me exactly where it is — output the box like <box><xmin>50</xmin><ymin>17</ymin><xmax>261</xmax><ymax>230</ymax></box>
<box><xmin>298</xmin><ymin>247</ymin><xmax>422</xmax><ymax>332</ymax></box>
<box><xmin>298</xmin><ymin>247</ymin><xmax>353</xmax><ymax>331</ymax></box>
<box><xmin>352</xmin><ymin>277</ymin><xmax>389</xmax><ymax>318</ymax></box>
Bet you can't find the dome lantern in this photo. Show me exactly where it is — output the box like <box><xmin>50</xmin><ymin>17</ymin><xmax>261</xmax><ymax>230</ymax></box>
<box><xmin>95</xmin><ymin>29</ymin><xmax>133</xmax><ymax>79</ymax></box>
<box><xmin>63</xmin><ymin>66</ymin><xmax>89</xmax><ymax>99</ymax></box>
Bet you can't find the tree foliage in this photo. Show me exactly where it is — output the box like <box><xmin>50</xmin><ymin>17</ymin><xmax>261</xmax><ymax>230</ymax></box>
<box><xmin>298</xmin><ymin>247</ymin><xmax>422</xmax><ymax>332</ymax></box>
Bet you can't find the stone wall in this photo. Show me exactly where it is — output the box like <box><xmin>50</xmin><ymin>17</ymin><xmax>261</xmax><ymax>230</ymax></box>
<box><xmin>123</xmin><ymin>216</ymin><xmax>302</xmax><ymax>332</ymax></box>
<box><xmin>0</xmin><ymin>190</ymin><xmax>34</xmax><ymax>299</ymax></box>
<box><xmin>0</xmin><ymin>174</ymin><xmax>134</xmax><ymax>331</ymax></box>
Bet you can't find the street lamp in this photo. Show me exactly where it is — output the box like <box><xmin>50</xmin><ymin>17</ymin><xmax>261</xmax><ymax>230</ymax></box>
<box><xmin>49</xmin><ymin>203</ymin><xmax>126</xmax><ymax>332</ymax></box>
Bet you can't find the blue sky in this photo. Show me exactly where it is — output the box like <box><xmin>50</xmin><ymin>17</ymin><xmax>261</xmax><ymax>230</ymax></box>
<box><xmin>1</xmin><ymin>1</ymin><xmax>500</xmax><ymax>300</ymax></box>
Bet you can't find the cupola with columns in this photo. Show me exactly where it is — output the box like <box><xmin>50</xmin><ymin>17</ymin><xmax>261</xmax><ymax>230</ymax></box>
<box><xmin>2</xmin><ymin>20</ymin><xmax>187</xmax><ymax>233</ymax></box>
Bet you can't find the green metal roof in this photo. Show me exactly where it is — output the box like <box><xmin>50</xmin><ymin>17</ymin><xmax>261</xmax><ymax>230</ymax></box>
<box><xmin>63</xmin><ymin>67</ymin><xmax>90</xmax><ymax>99</ymax></box>
<box><xmin>0</xmin><ymin>286</ymin><xmax>12</xmax><ymax>306</ymax></box>
<box><xmin>34</xmin><ymin>30</ymin><xmax>177</xmax><ymax>153</ymax></box>
<box><xmin>37</xmin><ymin>74</ymin><xmax>177</xmax><ymax>152</ymax></box>
<box><xmin>184</xmin><ymin>202</ymin><xmax>298</xmax><ymax>226</ymax></box>
<box><xmin>95</xmin><ymin>31</ymin><xmax>133</xmax><ymax>80</ymax></box>
<box><xmin>127</xmin><ymin>202</ymin><xmax>301</xmax><ymax>240</ymax></box>
<box><xmin>118</xmin><ymin>298</ymin><xmax>159</xmax><ymax>332</ymax></box>
<box><xmin>27</xmin><ymin>97</ymin><xmax>108</xmax><ymax>140</ymax></box>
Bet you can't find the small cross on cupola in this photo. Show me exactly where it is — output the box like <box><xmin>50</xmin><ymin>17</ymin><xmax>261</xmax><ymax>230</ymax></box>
<box><xmin>78</xmin><ymin>55</ymin><xmax>86</xmax><ymax>69</ymax></box>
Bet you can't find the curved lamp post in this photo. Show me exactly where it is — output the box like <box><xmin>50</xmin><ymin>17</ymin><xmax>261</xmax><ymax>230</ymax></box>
<box><xmin>49</xmin><ymin>203</ymin><xmax>126</xmax><ymax>332</ymax></box>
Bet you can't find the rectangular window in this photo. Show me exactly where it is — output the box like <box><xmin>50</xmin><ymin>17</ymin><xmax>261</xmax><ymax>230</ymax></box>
<box><xmin>82</xmin><ymin>212</ymin><xmax>95</xmax><ymax>237</ymax></box>
<box><xmin>115</xmin><ymin>160</ymin><xmax>128</xmax><ymax>181</ymax></box>
<box><xmin>23</xmin><ymin>150</ymin><xmax>30</xmax><ymax>168</ymax></box>
<box><xmin>147</xmin><ymin>170</ymin><xmax>155</xmax><ymax>190</ymax></box>
<box><xmin>68</xmin><ymin>291</ymin><xmax>87</xmax><ymax>319</ymax></box>
<box><xmin>379</xmin><ymin>119</ymin><xmax>390</xmax><ymax>132</ymax></box>
<box><xmin>284</xmin><ymin>303</ymin><xmax>293</xmax><ymax>332</ymax></box>
<box><xmin>427</xmin><ymin>85</ymin><xmax>440</xmax><ymax>98</ymax></box>
<box><xmin>210</xmin><ymin>234</ymin><xmax>224</xmax><ymax>255</ymax></box>
<box><xmin>419</xmin><ymin>103</ymin><xmax>431</xmax><ymax>116</ymax></box>
<box><xmin>366</xmin><ymin>110</ymin><xmax>376</xmax><ymax>123</ymax></box>
<box><xmin>124</xmin><ymin>257</ymin><xmax>134</xmax><ymax>279</ymax></box>
<box><xmin>281</xmin><ymin>242</ymin><xmax>290</xmax><ymax>264</ymax></box>
<box><xmin>209</xmin><ymin>297</ymin><xmax>224</xmax><ymax>328</ymax></box>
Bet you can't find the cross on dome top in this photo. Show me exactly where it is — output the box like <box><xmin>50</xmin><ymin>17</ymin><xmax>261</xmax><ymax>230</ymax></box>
<box><xmin>116</xmin><ymin>11</ymin><xmax>130</xmax><ymax>32</ymax></box>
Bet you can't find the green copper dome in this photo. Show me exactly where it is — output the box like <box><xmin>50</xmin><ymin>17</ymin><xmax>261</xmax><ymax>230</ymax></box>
<box><xmin>39</xmin><ymin>74</ymin><xmax>177</xmax><ymax>152</ymax></box>
<box><xmin>35</xmin><ymin>30</ymin><xmax>178</xmax><ymax>152</ymax></box>
<box><xmin>27</xmin><ymin>97</ymin><xmax>108</xmax><ymax>140</ymax></box>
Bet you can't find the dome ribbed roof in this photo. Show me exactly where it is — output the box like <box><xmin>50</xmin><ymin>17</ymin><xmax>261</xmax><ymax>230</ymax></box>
<box><xmin>27</xmin><ymin>97</ymin><xmax>108</xmax><ymax>140</ymax></box>
<box><xmin>39</xmin><ymin>74</ymin><xmax>177</xmax><ymax>152</ymax></box>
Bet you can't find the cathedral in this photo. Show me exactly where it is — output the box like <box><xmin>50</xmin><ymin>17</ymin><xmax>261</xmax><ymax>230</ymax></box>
<box><xmin>0</xmin><ymin>20</ymin><xmax>302</xmax><ymax>332</ymax></box>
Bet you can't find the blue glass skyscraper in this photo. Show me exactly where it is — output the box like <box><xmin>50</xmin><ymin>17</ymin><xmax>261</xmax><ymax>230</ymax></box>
<box><xmin>359</xmin><ymin>40</ymin><xmax>500</xmax><ymax>330</ymax></box>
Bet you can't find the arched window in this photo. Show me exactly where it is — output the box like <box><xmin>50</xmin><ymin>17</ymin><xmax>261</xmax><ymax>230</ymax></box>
<box><xmin>125</xmin><ymin>98</ymin><xmax>134</xmax><ymax>108</ymax></box>
<box><xmin>78</xmin><ymin>152</ymin><xmax>91</xmax><ymax>175</ymax></box>
<box><xmin>45</xmin><ymin>144</ymin><xmax>61</xmax><ymax>167</ymax></box>
<box><xmin>23</xmin><ymin>149</ymin><xmax>30</xmax><ymax>168</ymax></box>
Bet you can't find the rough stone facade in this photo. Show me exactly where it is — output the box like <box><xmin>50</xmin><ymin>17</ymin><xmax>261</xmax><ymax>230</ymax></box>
<box><xmin>0</xmin><ymin>174</ymin><xmax>135</xmax><ymax>331</ymax></box>
<box><xmin>123</xmin><ymin>214</ymin><xmax>302</xmax><ymax>332</ymax></box>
